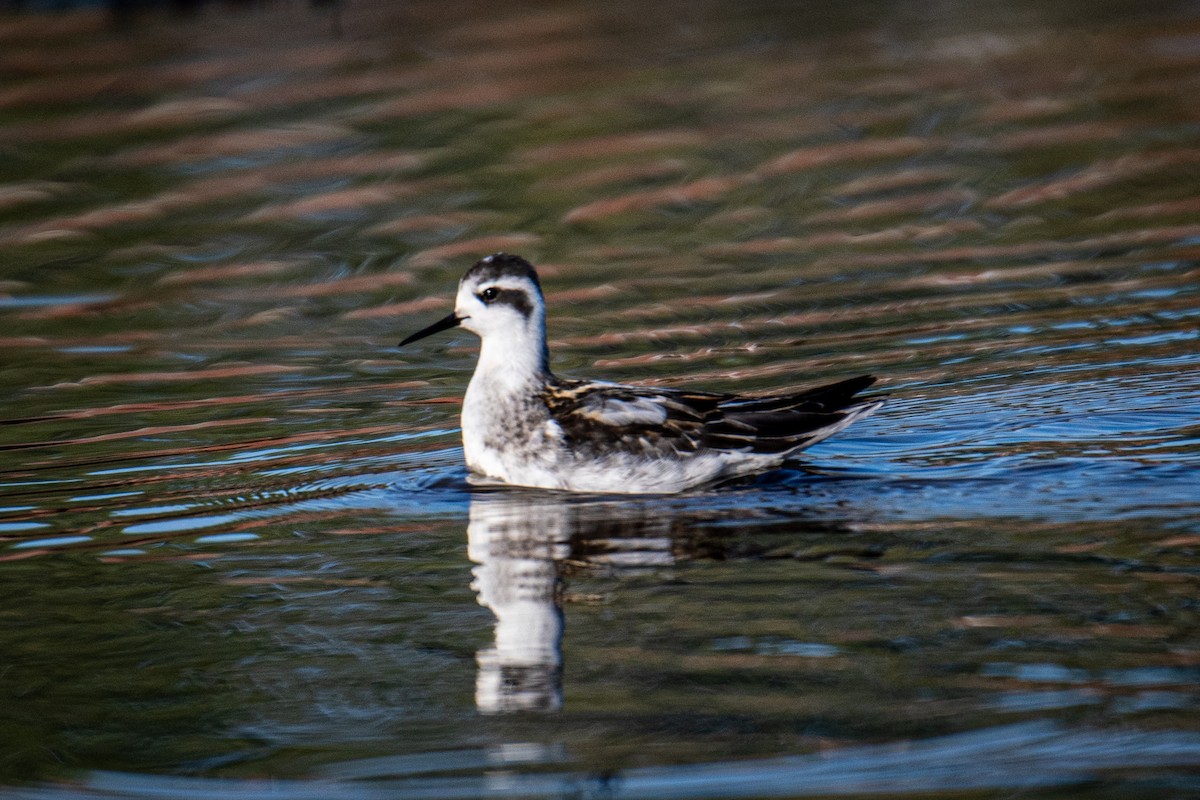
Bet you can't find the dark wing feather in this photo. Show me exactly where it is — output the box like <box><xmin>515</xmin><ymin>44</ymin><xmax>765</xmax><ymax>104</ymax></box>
<box><xmin>546</xmin><ymin>375</ymin><xmax>881</xmax><ymax>457</ymax></box>
<box><xmin>717</xmin><ymin>375</ymin><xmax>877</xmax><ymax>412</ymax></box>
<box><xmin>705</xmin><ymin>375</ymin><xmax>879</xmax><ymax>453</ymax></box>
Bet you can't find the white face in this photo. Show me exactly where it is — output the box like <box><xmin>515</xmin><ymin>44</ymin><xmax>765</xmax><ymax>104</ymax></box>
<box><xmin>455</xmin><ymin>274</ymin><xmax>542</xmax><ymax>339</ymax></box>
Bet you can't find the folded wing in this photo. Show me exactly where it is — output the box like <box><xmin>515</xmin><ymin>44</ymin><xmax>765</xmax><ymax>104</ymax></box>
<box><xmin>546</xmin><ymin>375</ymin><xmax>881</xmax><ymax>456</ymax></box>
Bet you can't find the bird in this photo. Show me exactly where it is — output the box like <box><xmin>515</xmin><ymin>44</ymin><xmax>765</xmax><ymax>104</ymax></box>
<box><xmin>400</xmin><ymin>253</ymin><xmax>884</xmax><ymax>494</ymax></box>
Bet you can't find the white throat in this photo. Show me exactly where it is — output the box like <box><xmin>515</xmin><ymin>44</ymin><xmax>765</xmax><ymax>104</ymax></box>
<box><xmin>471</xmin><ymin>319</ymin><xmax>550</xmax><ymax>392</ymax></box>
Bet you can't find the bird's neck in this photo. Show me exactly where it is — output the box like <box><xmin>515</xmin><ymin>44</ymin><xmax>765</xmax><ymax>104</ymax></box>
<box><xmin>474</xmin><ymin>326</ymin><xmax>551</xmax><ymax>393</ymax></box>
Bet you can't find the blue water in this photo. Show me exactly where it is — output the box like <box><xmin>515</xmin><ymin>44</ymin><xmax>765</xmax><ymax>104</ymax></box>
<box><xmin>2</xmin><ymin>0</ymin><xmax>1199</xmax><ymax>797</ymax></box>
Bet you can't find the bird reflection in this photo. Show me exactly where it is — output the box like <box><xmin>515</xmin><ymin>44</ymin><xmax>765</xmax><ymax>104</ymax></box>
<box><xmin>466</xmin><ymin>491</ymin><xmax>679</xmax><ymax>714</ymax></box>
<box><xmin>466</xmin><ymin>485</ymin><xmax>867</xmax><ymax>714</ymax></box>
<box><xmin>468</xmin><ymin>494</ymin><xmax>568</xmax><ymax>713</ymax></box>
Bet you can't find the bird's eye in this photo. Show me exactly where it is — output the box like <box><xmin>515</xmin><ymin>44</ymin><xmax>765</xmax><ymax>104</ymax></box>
<box><xmin>479</xmin><ymin>287</ymin><xmax>499</xmax><ymax>303</ymax></box>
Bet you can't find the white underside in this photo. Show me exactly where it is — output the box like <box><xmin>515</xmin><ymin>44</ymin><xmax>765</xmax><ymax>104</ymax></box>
<box><xmin>468</xmin><ymin>449</ymin><xmax>771</xmax><ymax>494</ymax></box>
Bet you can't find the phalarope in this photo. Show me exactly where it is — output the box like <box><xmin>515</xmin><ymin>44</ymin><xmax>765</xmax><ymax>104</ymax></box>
<box><xmin>400</xmin><ymin>253</ymin><xmax>883</xmax><ymax>494</ymax></box>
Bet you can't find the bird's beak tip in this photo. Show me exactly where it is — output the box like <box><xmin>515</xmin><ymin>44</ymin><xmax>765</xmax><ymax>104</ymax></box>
<box><xmin>399</xmin><ymin>311</ymin><xmax>462</xmax><ymax>348</ymax></box>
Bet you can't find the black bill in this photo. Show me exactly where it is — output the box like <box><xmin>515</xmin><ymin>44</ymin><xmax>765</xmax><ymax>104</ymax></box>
<box><xmin>399</xmin><ymin>312</ymin><xmax>462</xmax><ymax>347</ymax></box>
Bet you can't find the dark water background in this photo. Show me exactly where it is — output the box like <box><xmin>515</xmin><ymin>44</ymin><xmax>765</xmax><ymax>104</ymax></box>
<box><xmin>1</xmin><ymin>1</ymin><xmax>1198</xmax><ymax>797</ymax></box>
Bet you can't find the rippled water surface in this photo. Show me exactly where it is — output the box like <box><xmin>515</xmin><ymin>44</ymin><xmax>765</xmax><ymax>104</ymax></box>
<box><xmin>1</xmin><ymin>1</ymin><xmax>1199</xmax><ymax>797</ymax></box>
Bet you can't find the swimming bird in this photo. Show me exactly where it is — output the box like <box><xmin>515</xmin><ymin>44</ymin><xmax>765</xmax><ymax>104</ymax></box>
<box><xmin>400</xmin><ymin>254</ymin><xmax>883</xmax><ymax>494</ymax></box>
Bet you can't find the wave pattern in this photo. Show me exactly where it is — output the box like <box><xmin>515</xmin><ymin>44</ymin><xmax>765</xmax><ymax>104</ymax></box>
<box><xmin>0</xmin><ymin>0</ymin><xmax>1197</xmax><ymax>794</ymax></box>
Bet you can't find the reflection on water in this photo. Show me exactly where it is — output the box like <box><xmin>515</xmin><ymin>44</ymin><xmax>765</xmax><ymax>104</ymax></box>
<box><xmin>469</xmin><ymin>492</ymin><xmax>694</xmax><ymax>714</ymax></box>
<box><xmin>3</xmin><ymin>489</ymin><xmax>1198</xmax><ymax>798</ymax></box>
<box><xmin>469</xmin><ymin>492</ymin><xmax>567</xmax><ymax>713</ymax></box>
<box><xmin>2</xmin><ymin>0</ymin><xmax>1200</xmax><ymax>796</ymax></box>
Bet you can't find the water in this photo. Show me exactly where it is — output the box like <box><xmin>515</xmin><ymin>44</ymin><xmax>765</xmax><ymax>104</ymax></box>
<box><xmin>1</xmin><ymin>0</ymin><xmax>1199</xmax><ymax>797</ymax></box>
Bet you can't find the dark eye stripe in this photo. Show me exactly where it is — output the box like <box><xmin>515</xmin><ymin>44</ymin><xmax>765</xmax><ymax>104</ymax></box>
<box><xmin>486</xmin><ymin>287</ymin><xmax>533</xmax><ymax>318</ymax></box>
